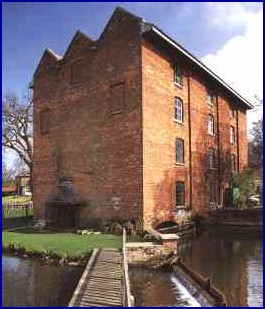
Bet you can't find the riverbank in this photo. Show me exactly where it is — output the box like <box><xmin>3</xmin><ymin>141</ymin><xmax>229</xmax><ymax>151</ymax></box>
<box><xmin>2</xmin><ymin>228</ymin><xmax>122</xmax><ymax>265</ymax></box>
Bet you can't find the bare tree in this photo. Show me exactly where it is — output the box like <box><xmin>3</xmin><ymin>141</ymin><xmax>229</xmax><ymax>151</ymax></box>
<box><xmin>2</xmin><ymin>91</ymin><xmax>33</xmax><ymax>189</ymax></box>
<box><xmin>2</xmin><ymin>159</ymin><xmax>16</xmax><ymax>186</ymax></box>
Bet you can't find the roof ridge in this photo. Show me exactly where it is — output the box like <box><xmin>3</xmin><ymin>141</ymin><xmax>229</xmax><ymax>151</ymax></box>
<box><xmin>46</xmin><ymin>48</ymin><xmax>62</xmax><ymax>60</ymax></box>
<box><xmin>142</xmin><ymin>23</ymin><xmax>253</xmax><ymax>109</ymax></box>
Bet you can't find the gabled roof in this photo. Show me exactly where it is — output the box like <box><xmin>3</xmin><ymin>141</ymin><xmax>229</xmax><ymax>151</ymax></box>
<box><xmin>99</xmin><ymin>7</ymin><xmax>142</xmax><ymax>41</ymax></box>
<box><xmin>32</xmin><ymin>6</ymin><xmax>254</xmax><ymax>110</ymax></box>
<box><xmin>141</xmin><ymin>21</ymin><xmax>253</xmax><ymax>109</ymax></box>
<box><xmin>33</xmin><ymin>48</ymin><xmax>62</xmax><ymax>77</ymax></box>
<box><xmin>64</xmin><ymin>30</ymin><xmax>95</xmax><ymax>59</ymax></box>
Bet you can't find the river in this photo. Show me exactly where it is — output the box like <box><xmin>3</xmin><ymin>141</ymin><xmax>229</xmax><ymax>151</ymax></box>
<box><xmin>2</xmin><ymin>255</ymin><xmax>83</xmax><ymax>307</ymax></box>
<box><xmin>2</xmin><ymin>227</ymin><xmax>263</xmax><ymax>307</ymax></box>
<box><xmin>130</xmin><ymin>227</ymin><xmax>263</xmax><ymax>307</ymax></box>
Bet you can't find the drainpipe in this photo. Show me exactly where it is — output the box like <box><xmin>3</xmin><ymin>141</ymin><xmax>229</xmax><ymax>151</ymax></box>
<box><xmin>187</xmin><ymin>75</ymin><xmax>193</xmax><ymax>211</ymax></box>
<box><xmin>216</xmin><ymin>95</ymin><xmax>221</xmax><ymax>207</ymax></box>
<box><xmin>236</xmin><ymin>109</ymin><xmax>240</xmax><ymax>171</ymax></box>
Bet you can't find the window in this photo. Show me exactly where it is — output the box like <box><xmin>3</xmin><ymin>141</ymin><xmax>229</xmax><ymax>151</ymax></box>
<box><xmin>210</xmin><ymin>182</ymin><xmax>218</xmax><ymax>203</ymax></box>
<box><xmin>110</xmin><ymin>83</ymin><xmax>125</xmax><ymax>114</ymax></box>
<box><xmin>176</xmin><ymin>182</ymin><xmax>185</xmax><ymax>207</ymax></box>
<box><xmin>175</xmin><ymin>138</ymin><xmax>184</xmax><ymax>164</ymax></box>
<box><xmin>207</xmin><ymin>114</ymin><xmax>215</xmax><ymax>135</ymax></box>
<box><xmin>230</xmin><ymin>154</ymin><xmax>236</xmax><ymax>172</ymax></box>
<box><xmin>70</xmin><ymin>60</ymin><xmax>82</xmax><ymax>85</ymax></box>
<box><xmin>207</xmin><ymin>92</ymin><xmax>215</xmax><ymax>106</ymax></box>
<box><xmin>40</xmin><ymin>110</ymin><xmax>50</xmax><ymax>134</ymax></box>
<box><xmin>173</xmin><ymin>65</ymin><xmax>183</xmax><ymax>86</ymax></box>
<box><xmin>229</xmin><ymin>108</ymin><xmax>235</xmax><ymax>118</ymax></box>
<box><xmin>59</xmin><ymin>180</ymin><xmax>74</xmax><ymax>200</ymax></box>
<box><xmin>209</xmin><ymin>147</ymin><xmax>218</xmax><ymax>169</ymax></box>
<box><xmin>174</xmin><ymin>97</ymin><xmax>184</xmax><ymax>122</ymax></box>
<box><xmin>230</xmin><ymin>126</ymin><xmax>236</xmax><ymax>145</ymax></box>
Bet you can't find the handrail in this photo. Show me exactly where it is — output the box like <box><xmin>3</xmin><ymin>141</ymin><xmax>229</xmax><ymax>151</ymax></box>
<box><xmin>122</xmin><ymin>227</ymin><xmax>134</xmax><ymax>307</ymax></box>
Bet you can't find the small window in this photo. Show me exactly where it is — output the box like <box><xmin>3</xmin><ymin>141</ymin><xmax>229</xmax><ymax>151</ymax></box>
<box><xmin>230</xmin><ymin>126</ymin><xmax>236</xmax><ymax>145</ymax></box>
<box><xmin>229</xmin><ymin>108</ymin><xmax>235</xmax><ymax>118</ymax></box>
<box><xmin>110</xmin><ymin>83</ymin><xmax>125</xmax><ymax>114</ymax></box>
<box><xmin>175</xmin><ymin>138</ymin><xmax>184</xmax><ymax>164</ymax></box>
<box><xmin>59</xmin><ymin>180</ymin><xmax>74</xmax><ymax>200</ymax></box>
<box><xmin>174</xmin><ymin>97</ymin><xmax>184</xmax><ymax>122</ymax></box>
<box><xmin>230</xmin><ymin>154</ymin><xmax>236</xmax><ymax>172</ymax></box>
<box><xmin>207</xmin><ymin>114</ymin><xmax>215</xmax><ymax>135</ymax></box>
<box><xmin>173</xmin><ymin>65</ymin><xmax>183</xmax><ymax>86</ymax></box>
<box><xmin>209</xmin><ymin>147</ymin><xmax>218</xmax><ymax>169</ymax></box>
<box><xmin>40</xmin><ymin>110</ymin><xmax>50</xmax><ymax>134</ymax></box>
<box><xmin>210</xmin><ymin>181</ymin><xmax>218</xmax><ymax>203</ymax></box>
<box><xmin>176</xmin><ymin>181</ymin><xmax>185</xmax><ymax>207</ymax></box>
<box><xmin>70</xmin><ymin>60</ymin><xmax>82</xmax><ymax>85</ymax></box>
<box><xmin>207</xmin><ymin>92</ymin><xmax>215</xmax><ymax>106</ymax></box>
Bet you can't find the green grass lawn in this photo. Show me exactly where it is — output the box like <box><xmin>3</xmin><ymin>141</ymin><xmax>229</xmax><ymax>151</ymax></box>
<box><xmin>2</xmin><ymin>229</ymin><xmax>122</xmax><ymax>258</ymax></box>
<box><xmin>2</xmin><ymin>195</ymin><xmax>32</xmax><ymax>204</ymax></box>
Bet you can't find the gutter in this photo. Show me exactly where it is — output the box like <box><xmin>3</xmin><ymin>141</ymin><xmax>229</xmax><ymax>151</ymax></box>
<box><xmin>145</xmin><ymin>25</ymin><xmax>253</xmax><ymax>110</ymax></box>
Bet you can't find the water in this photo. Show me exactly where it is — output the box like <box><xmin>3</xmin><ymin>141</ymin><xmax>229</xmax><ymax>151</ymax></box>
<box><xmin>129</xmin><ymin>267</ymin><xmax>201</xmax><ymax>307</ymax></box>
<box><xmin>130</xmin><ymin>227</ymin><xmax>263</xmax><ymax>307</ymax></box>
<box><xmin>2</xmin><ymin>227</ymin><xmax>263</xmax><ymax>307</ymax></box>
<box><xmin>179</xmin><ymin>227</ymin><xmax>263</xmax><ymax>307</ymax></box>
<box><xmin>2</xmin><ymin>255</ymin><xmax>83</xmax><ymax>307</ymax></box>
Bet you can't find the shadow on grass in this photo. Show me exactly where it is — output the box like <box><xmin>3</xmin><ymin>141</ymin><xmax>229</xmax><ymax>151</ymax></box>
<box><xmin>5</xmin><ymin>227</ymin><xmax>76</xmax><ymax>234</ymax></box>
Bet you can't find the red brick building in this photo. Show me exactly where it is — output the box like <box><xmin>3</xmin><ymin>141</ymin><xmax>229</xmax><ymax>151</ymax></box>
<box><xmin>32</xmin><ymin>8</ymin><xmax>252</xmax><ymax>230</ymax></box>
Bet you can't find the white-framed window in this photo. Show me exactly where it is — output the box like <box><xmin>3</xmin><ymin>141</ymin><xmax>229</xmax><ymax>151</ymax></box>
<box><xmin>174</xmin><ymin>97</ymin><xmax>184</xmax><ymax>122</ymax></box>
<box><xmin>176</xmin><ymin>181</ymin><xmax>185</xmax><ymax>207</ymax></box>
<box><xmin>207</xmin><ymin>92</ymin><xmax>215</xmax><ymax>106</ymax></box>
<box><xmin>229</xmin><ymin>108</ymin><xmax>235</xmax><ymax>118</ymax></box>
<box><xmin>230</xmin><ymin>126</ymin><xmax>236</xmax><ymax>145</ymax></box>
<box><xmin>175</xmin><ymin>138</ymin><xmax>184</xmax><ymax>164</ymax></box>
<box><xmin>173</xmin><ymin>65</ymin><xmax>183</xmax><ymax>86</ymax></box>
<box><xmin>207</xmin><ymin>114</ymin><xmax>215</xmax><ymax>135</ymax></box>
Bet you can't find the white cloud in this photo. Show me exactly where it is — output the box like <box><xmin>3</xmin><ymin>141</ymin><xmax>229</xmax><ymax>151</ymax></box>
<box><xmin>202</xmin><ymin>6</ymin><xmax>263</xmax><ymax>132</ymax></box>
<box><xmin>205</xmin><ymin>2</ymin><xmax>261</xmax><ymax>28</ymax></box>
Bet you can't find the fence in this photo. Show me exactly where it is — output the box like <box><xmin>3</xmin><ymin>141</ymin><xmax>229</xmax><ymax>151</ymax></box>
<box><xmin>122</xmin><ymin>227</ymin><xmax>134</xmax><ymax>307</ymax></box>
<box><xmin>2</xmin><ymin>201</ymin><xmax>33</xmax><ymax>219</ymax></box>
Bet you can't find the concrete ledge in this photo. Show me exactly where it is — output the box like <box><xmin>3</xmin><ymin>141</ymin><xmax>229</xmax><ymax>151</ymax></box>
<box><xmin>160</xmin><ymin>233</ymin><xmax>180</xmax><ymax>240</ymax></box>
<box><xmin>145</xmin><ymin>227</ymin><xmax>179</xmax><ymax>250</ymax></box>
<box><xmin>126</xmin><ymin>242</ymin><xmax>162</xmax><ymax>248</ymax></box>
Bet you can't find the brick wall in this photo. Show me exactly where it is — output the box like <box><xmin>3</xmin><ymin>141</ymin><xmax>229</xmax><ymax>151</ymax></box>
<box><xmin>33</xmin><ymin>8</ymin><xmax>249</xmax><ymax>230</ymax></box>
<box><xmin>141</xmin><ymin>34</ymin><xmax>249</xmax><ymax>227</ymax></box>
<box><xmin>33</xmin><ymin>8</ymin><xmax>144</xmax><ymax>227</ymax></box>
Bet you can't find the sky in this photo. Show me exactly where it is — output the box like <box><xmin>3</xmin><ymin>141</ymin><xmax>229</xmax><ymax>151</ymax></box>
<box><xmin>2</xmin><ymin>2</ymin><xmax>263</xmax><ymax>165</ymax></box>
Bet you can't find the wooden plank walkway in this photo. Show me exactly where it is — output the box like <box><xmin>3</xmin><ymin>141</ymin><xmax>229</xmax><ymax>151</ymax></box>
<box><xmin>68</xmin><ymin>249</ymin><xmax>124</xmax><ymax>307</ymax></box>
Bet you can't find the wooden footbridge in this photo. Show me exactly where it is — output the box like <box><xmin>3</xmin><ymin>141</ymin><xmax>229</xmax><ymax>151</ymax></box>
<box><xmin>68</xmin><ymin>229</ymin><xmax>134</xmax><ymax>307</ymax></box>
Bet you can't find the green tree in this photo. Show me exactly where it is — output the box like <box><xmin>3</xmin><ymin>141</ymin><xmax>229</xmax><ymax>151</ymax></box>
<box><xmin>248</xmin><ymin>97</ymin><xmax>263</xmax><ymax>169</ymax></box>
<box><xmin>232</xmin><ymin>170</ymin><xmax>255</xmax><ymax>209</ymax></box>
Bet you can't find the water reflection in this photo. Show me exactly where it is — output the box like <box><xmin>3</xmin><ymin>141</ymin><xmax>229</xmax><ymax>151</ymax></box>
<box><xmin>2</xmin><ymin>255</ymin><xmax>83</xmax><ymax>307</ymax></box>
<box><xmin>179</xmin><ymin>227</ymin><xmax>263</xmax><ymax>307</ymax></box>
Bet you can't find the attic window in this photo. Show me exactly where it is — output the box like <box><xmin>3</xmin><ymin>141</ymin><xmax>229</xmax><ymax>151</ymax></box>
<box><xmin>70</xmin><ymin>60</ymin><xmax>82</xmax><ymax>85</ymax></box>
<box><xmin>40</xmin><ymin>109</ymin><xmax>50</xmax><ymax>134</ymax></box>
<box><xmin>110</xmin><ymin>83</ymin><xmax>125</xmax><ymax>114</ymax></box>
<box><xmin>173</xmin><ymin>65</ymin><xmax>183</xmax><ymax>86</ymax></box>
